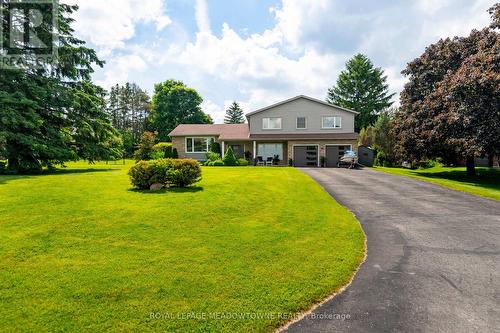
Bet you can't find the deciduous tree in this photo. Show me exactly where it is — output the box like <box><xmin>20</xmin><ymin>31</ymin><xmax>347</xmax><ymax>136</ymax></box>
<box><xmin>393</xmin><ymin>4</ymin><xmax>500</xmax><ymax>175</ymax></box>
<box><xmin>150</xmin><ymin>80</ymin><xmax>212</xmax><ymax>141</ymax></box>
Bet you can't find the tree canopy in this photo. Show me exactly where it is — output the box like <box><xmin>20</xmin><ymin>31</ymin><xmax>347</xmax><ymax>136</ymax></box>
<box><xmin>392</xmin><ymin>4</ymin><xmax>499</xmax><ymax>175</ymax></box>
<box><xmin>224</xmin><ymin>102</ymin><xmax>245</xmax><ymax>124</ymax></box>
<box><xmin>0</xmin><ymin>4</ymin><xmax>120</xmax><ymax>172</ymax></box>
<box><xmin>150</xmin><ymin>80</ymin><xmax>213</xmax><ymax>141</ymax></box>
<box><xmin>327</xmin><ymin>54</ymin><xmax>394</xmax><ymax>131</ymax></box>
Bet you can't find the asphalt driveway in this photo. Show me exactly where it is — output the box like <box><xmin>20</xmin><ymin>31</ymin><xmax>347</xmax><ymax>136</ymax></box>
<box><xmin>284</xmin><ymin>168</ymin><xmax>500</xmax><ymax>333</ymax></box>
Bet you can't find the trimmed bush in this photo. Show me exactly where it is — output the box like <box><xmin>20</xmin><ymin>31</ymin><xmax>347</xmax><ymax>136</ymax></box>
<box><xmin>128</xmin><ymin>158</ymin><xmax>201</xmax><ymax>189</ymax></box>
<box><xmin>128</xmin><ymin>161</ymin><xmax>155</xmax><ymax>189</ymax></box>
<box><xmin>238</xmin><ymin>159</ymin><xmax>249</xmax><ymax>166</ymax></box>
<box><xmin>167</xmin><ymin>159</ymin><xmax>202</xmax><ymax>187</ymax></box>
<box><xmin>223</xmin><ymin>147</ymin><xmax>238</xmax><ymax>166</ymax></box>
<box><xmin>210</xmin><ymin>141</ymin><xmax>221</xmax><ymax>155</ymax></box>
<box><xmin>172</xmin><ymin>148</ymin><xmax>179</xmax><ymax>159</ymax></box>
<box><xmin>153</xmin><ymin>142</ymin><xmax>173</xmax><ymax>158</ymax></box>
<box><xmin>212</xmin><ymin>160</ymin><xmax>224</xmax><ymax>166</ymax></box>
<box><xmin>150</xmin><ymin>150</ymin><xmax>165</xmax><ymax>160</ymax></box>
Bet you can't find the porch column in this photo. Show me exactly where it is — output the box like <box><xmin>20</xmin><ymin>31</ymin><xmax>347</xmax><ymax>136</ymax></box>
<box><xmin>221</xmin><ymin>141</ymin><xmax>225</xmax><ymax>158</ymax></box>
<box><xmin>253</xmin><ymin>141</ymin><xmax>256</xmax><ymax>159</ymax></box>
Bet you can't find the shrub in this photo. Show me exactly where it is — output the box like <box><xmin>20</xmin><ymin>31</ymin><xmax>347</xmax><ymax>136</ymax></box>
<box><xmin>223</xmin><ymin>147</ymin><xmax>238</xmax><ymax>166</ymax></box>
<box><xmin>150</xmin><ymin>150</ymin><xmax>165</xmax><ymax>160</ymax></box>
<box><xmin>172</xmin><ymin>148</ymin><xmax>179</xmax><ymax>159</ymax></box>
<box><xmin>0</xmin><ymin>161</ymin><xmax>6</xmax><ymax>174</ymax></box>
<box><xmin>238</xmin><ymin>159</ymin><xmax>249</xmax><ymax>166</ymax></box>
<box><xmin>153</xmin><ymin>142</ymin><xmax>173</xmax><ymax>158</ymax></box>
<box><xmin>128</xmin><ymin>161</ymin><xmax>155</xmax><ymax>189</ymax></box>
<box><xmin>273</xmin><ymin>155</ymin><xmax>280</xmax><ymax>165</ymax></box>
<box><xmin>134</xmin><ymin>131</ymin><xmax>156</xmax><ymax>161</ymax></box>
<box><xmin>374</xmin><ymin>151</ymin><xmax>386</xmax><ymax>167</ymax></box>
<box><xmin>210</xmin><ymin>141</ymin><xmax>221</xmax><ymax>155</ymax></box>
<box><xmin>212</xmin><ymin>160</ymin><xmax>224</xmax><ymax>166</ymax></box>
<box><xmin>320</xmin><ymin>156</ymin><xmax>327</xmax><ymax>168</ymax></box>
<box><xmin>167</xmin><ymin>159</ymin><xmax>202</xmax><ymax>187</ymax></box>
<box><xmin>128</xmin><ymin>158</ymin><xmax>202</xmax><ymax>189</ymax></box>
<box><xmin>205</xmin><ymin>151</ymin><xmax>221</xmax><ymax>164</ymax></box>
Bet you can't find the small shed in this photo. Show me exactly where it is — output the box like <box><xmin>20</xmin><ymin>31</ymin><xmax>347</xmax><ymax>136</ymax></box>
<box><xmin>358</xmin><ymin>146</ymin><xmax>374</xmax><ymax>167</ymax></box>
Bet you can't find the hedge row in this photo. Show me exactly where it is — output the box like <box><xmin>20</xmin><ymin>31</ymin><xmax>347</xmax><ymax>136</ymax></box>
<box><xmin>128</xmin><ymin>158</ymin><xmax>201</xmax><ymax>189</ymax></box>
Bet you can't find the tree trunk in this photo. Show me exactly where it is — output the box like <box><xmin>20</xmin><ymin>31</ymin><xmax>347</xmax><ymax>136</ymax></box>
<box><xmin>466</xmin><ymin>156</ymin><xmax>476</xmax><ymax>177</ymax></box>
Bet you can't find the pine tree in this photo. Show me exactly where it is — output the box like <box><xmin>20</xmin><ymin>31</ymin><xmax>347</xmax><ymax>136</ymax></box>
<box><xmin>224</xmin><ymin>102</ymin><xmax>245</xmax><ymax>124</ymax></box>
<box><xmin>327</xmin><ymin>54</ymin><xmax>394</xmax><ymax>131</ymax></box>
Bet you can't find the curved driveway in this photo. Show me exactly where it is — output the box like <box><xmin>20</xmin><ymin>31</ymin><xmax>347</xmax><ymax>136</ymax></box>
<box><xmin>285</xmin><ymin>168</ymin><xmax>500</xmax><ymax>333</ymax></box>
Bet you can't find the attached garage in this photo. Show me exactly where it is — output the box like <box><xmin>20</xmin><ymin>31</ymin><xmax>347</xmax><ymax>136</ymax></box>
<box><xmin>326</xmin><ymin>145</ymin><xmax>351</xmax><ymax>167</ymax></box>
<box><xmin>293</xmin><ymin>146</ymin><xmax>318</xmax><ymax>167</ymax></box>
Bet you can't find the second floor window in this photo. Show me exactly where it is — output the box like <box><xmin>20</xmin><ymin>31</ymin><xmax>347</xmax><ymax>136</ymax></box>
<box><xmin>263</xmin><ymin>117</ymin><xmax>282</xmax><ymax>130</ymax></box>
<box><xmin>322</xmin><ymin>116</ymin><xmax>342</xmax><ymax>129</ymax></box>
<box><xmin>296</xmin><ymin>117</ymin><xmax>306</xmax><ymax>129</ymax></box>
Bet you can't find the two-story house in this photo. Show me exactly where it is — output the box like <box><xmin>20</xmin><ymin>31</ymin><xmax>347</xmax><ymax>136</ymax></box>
<box><xmin>168</xmin><ymin>95</ymin><xmax>359</xmax><ymax>167</ymax></box>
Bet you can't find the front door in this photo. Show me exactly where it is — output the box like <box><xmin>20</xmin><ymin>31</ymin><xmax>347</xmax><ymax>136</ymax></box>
<box><xmin>294</xmin><ymin>146</ymin><xmax>318</xmax><ymax>167</ymax></box>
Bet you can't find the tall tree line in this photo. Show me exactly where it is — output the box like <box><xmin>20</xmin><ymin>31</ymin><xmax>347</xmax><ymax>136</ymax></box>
<box><xmin>108</xmin><ymin>83</ymin><xmax>151</xmax><ymax>143</ymax></box>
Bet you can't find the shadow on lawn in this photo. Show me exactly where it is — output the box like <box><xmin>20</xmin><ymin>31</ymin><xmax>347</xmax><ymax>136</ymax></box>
<box><xmin>0</xmin><ymin>168</ymin><xmax>117</xmax><ymax>185</ymax></box>
<box><xmin>413</xmin><ymin>169</ymin><xmax>500</xmax><ymax>191</ymax></box>
<box><xmin>128</xmin><ymin>186</ymin><xmax>204</xmax><ymax>194</ymax></box>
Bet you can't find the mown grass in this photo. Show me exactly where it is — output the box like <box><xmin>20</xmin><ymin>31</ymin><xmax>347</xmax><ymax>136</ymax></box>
<box><xmin>0</xmin><ymin>161</ymin><xmax>365</xmax><ymax>332</ymax></box>
<box><xmin>373</xmin><ymin>166</ymin><xmax>500</xmax><ymax>201</ymax></box>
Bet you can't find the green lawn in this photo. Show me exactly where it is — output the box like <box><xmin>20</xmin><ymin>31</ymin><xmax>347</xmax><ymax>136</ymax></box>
<box><xmin>373</xmin><ymin>166</ymin><xmax>500</xmax><ymax>201</ymax></box>
<box><xmin>0</xmin><ymin>162</ymin><xmax>365</xmax><ymax>332</ymax></box>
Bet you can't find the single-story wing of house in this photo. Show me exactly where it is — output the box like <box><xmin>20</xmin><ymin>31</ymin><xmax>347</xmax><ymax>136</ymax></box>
<box><xmin>168</xmin><ymin>95</ymin><xmax>359</xmax><ymax>167</ymax></box>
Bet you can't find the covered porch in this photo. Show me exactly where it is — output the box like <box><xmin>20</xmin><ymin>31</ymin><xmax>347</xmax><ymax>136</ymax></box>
<box><xmin>220</xmin><ymin>140</ymin><xmax>289</xmax><ymax>165</ymax></box>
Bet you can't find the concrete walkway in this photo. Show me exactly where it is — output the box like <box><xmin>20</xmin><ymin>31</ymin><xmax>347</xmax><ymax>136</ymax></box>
<box><xmin>284</xmin><ymin>168</ymin><xmax>500</xmax><ymax>333</ymax></box>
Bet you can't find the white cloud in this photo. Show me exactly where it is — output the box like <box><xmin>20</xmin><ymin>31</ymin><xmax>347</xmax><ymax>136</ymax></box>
<box><xmin>195</xmin><ymin>0</ymin><xmax>211</xmax><ymax>33</ymax></box>
<box><xmin>68</xmin><ymin>0</ymin><xmax>497</xmax><ymax>122</ymax></box>
<box><xmin>64</xmin><ymin>0</ymin><xmax>171</xmax><ymax>52</ymax></box>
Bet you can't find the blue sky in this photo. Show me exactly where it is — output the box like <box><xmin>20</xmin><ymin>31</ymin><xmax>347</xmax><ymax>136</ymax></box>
<box><xmin>66</xmin><ymin>0</ymin><xmax>496</xmax><ymax>122</ymax></box>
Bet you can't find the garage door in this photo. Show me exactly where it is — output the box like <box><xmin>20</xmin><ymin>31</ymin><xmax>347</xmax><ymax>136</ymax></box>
<box><xmin>294</xmin><ymin>146</ymin><xmax>318</xmax><ymax>167</ymax></box>
<box><xmin>326</xmin><ymin>145</ymin><xmax>350</xmax><ymax>167</ymax></box>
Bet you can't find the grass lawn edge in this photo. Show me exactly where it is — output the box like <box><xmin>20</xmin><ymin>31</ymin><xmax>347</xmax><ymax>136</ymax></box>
<box><xmin>371</xmin><ymin>166</ymin><xmax>500</xmax><ymax>201</ymax></box>
<box><xmin>276</xmin><ymin>172</ymin><xmax>368</xmax><ymax>332</ymax></box>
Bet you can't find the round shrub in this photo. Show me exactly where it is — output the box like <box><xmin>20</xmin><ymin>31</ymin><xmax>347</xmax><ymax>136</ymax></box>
<box><xmin>237</xmin><ymin>159</ymin><xmax>249</xmax><ymax>166</ymax></box>
<box><xmin>167</xmin><ymin>159</ymin><xmax>202</xmax><ymax>187</ymax></box>
<box><xmin>128</xmin><ymin>161</ymin><xmax>155</xmax><ymax>189</ymax></box>
<box><xmin>128</xmin><ymin>158</ymin><xmax>202</xmax><ymax>189</ymax></box>
<box><xmin>212</xmin><ymin>160</ymin><xmax>224</xmax><ymax>166</ymax></box>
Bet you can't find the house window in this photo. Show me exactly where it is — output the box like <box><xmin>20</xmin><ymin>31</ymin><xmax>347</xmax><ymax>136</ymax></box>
<box><xmin>185</xmin><ymin>137</ymin><xmax>215</xmax><ymax>153</ymax></box>
<box><xmin>322</xmin><ymin>116</ymin><xmax>342</xmax><ymax>129</ymax></box>
<box><xmin>263</xmin><ymin>117</ymin><xmax>282</xmax><ymax>130</ymax></box>
<box><xmin>296</xmin><ymin>117</ymin><xmax>306</xmax><ymax>129</ymax></box>
<box><xmin>258</xmin><ymin>143</ymin><xmax>283</xmax><ymax>160</ymax></box>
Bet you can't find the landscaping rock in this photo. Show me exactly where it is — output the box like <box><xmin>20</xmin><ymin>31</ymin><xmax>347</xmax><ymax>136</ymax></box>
<box><xmin>149</xmin><ymin>183</ymin><xmax>164</xmax><ymax>191</ymax></box>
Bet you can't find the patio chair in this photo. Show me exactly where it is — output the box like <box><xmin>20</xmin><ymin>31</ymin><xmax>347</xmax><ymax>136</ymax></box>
<box><xmin>266</xmin><ymin>157</ymin><xmax>274</xmax><ymax>166</ymax></box>
<box><xmin>257</xmin><ymin>156</ymin><xmax>265</xmax><ymax>166</ymax></box>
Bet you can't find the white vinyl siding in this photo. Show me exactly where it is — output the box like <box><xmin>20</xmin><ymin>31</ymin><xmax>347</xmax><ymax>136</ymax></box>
<box><xmin>322</xmin><ymin>116</ymin><xmax>342</xmax><ymax>129</ymax></box>
<box><xmin>262</xmin><ymin>117</ymin><xmax>282</xmax><ymax>130</ymax></box>
<box><xmin>185</xmin><ymin>137</ymin><xmax>215</xmax><ymax>153</ymax></box>
<box><xmin>296</xmin><ymin>117</ymin><xmax>306</xmax><ymax>129</ymax></box>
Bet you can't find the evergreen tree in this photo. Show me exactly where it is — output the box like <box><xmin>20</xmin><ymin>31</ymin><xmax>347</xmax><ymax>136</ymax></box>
<box><xmin>224</xmin><ymin>102</ymin><xmax>245</xmax><ymax>124</ymax></box>
<box><xmin>327</xmin><ymin>54</ymin><xmax>394</xmax><ymax>131</ymax></box>
<box><xmin>0</xmin><ymin>3</ymin><xmax>120</xmax><ymax>172</ymax></box>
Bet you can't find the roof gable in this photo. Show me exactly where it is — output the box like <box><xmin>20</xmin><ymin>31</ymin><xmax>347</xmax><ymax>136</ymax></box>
<box><xmin>245</xmin><ymin>95</ymin><xmax>359</xmax><ymax>118</ymax></box>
